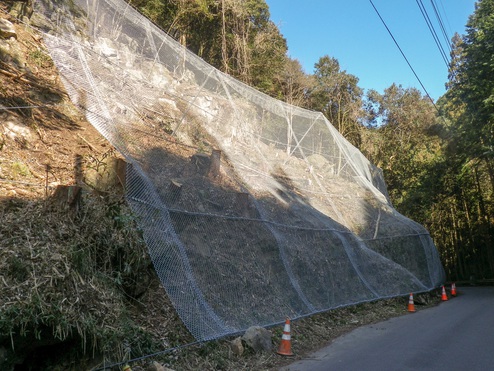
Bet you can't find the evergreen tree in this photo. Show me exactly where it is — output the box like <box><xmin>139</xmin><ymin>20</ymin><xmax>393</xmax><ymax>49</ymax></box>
<box><xmin>363</xmin><ymin>84</ymin><xmax>438</xmax><ymax>209</ymax></box>
<box><xmin>310</xmin><ymin>55</ymin><xmax>364</xmax><ymax>147</ymax></box>
<box><xmin>432</xmin><ymin>0</ymin><xmax>494</xmax><ymax>279</ymax></box>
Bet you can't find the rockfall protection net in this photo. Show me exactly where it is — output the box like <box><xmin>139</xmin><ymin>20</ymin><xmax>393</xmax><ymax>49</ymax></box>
<box><xmin>34</xmin><ymin>0</ymin><xmax>445</xmax><ymax>341</ymax></box>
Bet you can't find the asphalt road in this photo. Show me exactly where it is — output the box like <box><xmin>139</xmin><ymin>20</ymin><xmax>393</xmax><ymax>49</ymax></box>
<box><xmin>281</xmin><ymin>286</ymin><xmax>494</xmax><ymax>371</ymax></box>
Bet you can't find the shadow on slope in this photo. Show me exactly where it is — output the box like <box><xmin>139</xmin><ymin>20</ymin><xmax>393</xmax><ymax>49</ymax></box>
<box><xmin>129</xmin><ymin>136</ymin><xmax>439</xmax><ymax>340</ymax></box>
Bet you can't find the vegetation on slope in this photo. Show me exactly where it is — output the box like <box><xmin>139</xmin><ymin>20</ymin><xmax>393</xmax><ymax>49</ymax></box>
<box><xmin>0</xmin><ymin>0</ymin><xmax>492</xmax><ymax>369</ymax></box>
<box><xmin>1</xmin><ymin>6</ymin><xmax>190</xmax><ymax>368</ymax></box>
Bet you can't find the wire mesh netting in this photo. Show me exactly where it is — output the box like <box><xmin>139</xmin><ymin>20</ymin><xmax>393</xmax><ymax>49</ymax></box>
<box><xmin>33</xmin><ymin>0</ymin><xmax>445</xmax><ymax>341</ymax></box>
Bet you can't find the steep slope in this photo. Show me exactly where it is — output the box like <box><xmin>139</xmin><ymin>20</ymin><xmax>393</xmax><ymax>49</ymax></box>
<box><xmin>1</xmin><ymin>5</ymin><xmax>192</xmax><ymax>369</ymax></box>
<box><xmin>1</xmin><ymin>2</ymin><xmax>444</xmax><ymax>370</ymax></box>
<box><xmin>30</xmin><ymin>0</ymin><xmax>445</xmax><ymax>343</ymax></box>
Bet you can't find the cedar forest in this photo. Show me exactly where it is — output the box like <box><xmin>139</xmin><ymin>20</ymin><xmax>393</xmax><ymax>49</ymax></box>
<box><xmin>132</xmin><ymin>0</ymin><xmax>494</xmax><ymax>281</ymax></box>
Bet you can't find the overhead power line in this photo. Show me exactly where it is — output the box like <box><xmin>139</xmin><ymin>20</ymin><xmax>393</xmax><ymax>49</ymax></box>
<box><xmin>437</xmin><ymin>0</ymin><xmax>454</xmax><ymax>41</ymax></box>
<box><xmin>368</xmin><ymin>0</ymin><xmax>440</xmax><ymax>111</ymax></box>
<box><xmin>431</xmin><ymin>0</ymin><xmax>452</xmax><ymax>54</ymax></box>
<box><xmin>416</xmin><ymin>0</ymin><xmax>449</xmax><ymax>67</ymax></box>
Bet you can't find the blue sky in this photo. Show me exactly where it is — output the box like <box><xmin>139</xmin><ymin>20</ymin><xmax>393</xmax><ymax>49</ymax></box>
<box><xmin>265</xmin><ymin>0</ymin><xmax>476</xmax><ymax>101</ymax></box>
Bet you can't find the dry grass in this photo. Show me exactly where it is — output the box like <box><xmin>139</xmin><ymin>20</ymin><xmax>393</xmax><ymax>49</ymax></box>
<box><xmin>114</xmin><ymin>290</ymin><xmax>441</xmax><ymax>371</ymax></box>
<box><xmin>0</xmin><ymin>186</ymin><xmax>440</xmax><ymax>371</ymax></box>
<box><xmin>0</xmin><ymin>193</ymin><xmax>161</xmax><ymax>368</ymax></box>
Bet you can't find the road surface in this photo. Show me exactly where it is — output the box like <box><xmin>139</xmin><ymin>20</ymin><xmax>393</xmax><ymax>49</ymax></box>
<box><xmin>281</xmin><ymin>286</ymin><xmax>494</xmax><ymax>371</ymax></box>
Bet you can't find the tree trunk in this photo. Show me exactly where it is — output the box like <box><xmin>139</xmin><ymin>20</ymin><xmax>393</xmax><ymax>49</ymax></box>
<box><xmin>221</xmin><ymin>0</ymin><xmax>229</xmax><ymax>74</ymax></box>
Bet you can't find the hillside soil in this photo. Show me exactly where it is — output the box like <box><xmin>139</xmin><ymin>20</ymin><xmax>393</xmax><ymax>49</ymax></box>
<box><xmin>0</xmin><ymin>6</ymin><xmax>444</xmax><ymax>371</ymax></box>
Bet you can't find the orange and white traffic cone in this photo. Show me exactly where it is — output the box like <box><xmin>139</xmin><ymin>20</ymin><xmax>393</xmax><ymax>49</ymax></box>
<box><xmin>451</xmin><ymin>283</ymin><xmax>457</xmax><ymax>296</ymax></box>
<box><xmin>441</xmin><ymin>285</ymin><xmax>448</xmax><ymax>301</ymax></box>
<box><xmin>407</xmin><ymin>293</ymin><xmax>416</xmax><ymax>312</ymax></box>
<box><xmin>277</xmin><ymin>317</ymin><xmax>294</xmax><ymax>356</ymax></box>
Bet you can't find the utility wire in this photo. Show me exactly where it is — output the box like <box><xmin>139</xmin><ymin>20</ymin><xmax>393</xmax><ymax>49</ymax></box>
<box><xmin>368</xmin><ymin>0</ymin><xmax>441</xmax><ymax>112</ymax></box>
<box><xmin>437</xmin><ymin>0</ymin><xmax>454</xmax><ymax>41</ymax></box>
<box><xmin>416</xmin><ymin>0</ymin><xmax>449</xmax><ymax>67</ymax></box>
<box><xmin>431</xmin><ymin>0</ymin><xmax>452</xmax><ymax>53</ymax></box>
<box><xmin>439</xmin><ymin>0</ymin><xmax>453</xmax><ymax>41</ymax></box>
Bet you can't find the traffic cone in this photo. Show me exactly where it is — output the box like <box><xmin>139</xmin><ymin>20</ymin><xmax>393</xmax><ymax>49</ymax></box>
<box><xmin>277</xmin><ymin>317</ymin><xmax>294</xmax><ymax>356</ymax></box>
<box><xmin>441</xmin><ymin>285</ymin><xmax>448</xmax><ymax>301</ymax></box>
<box><xmin>407</xmin><ymin>293</ymin><xmax>416</xmax><ymax>312</ymax></box>
<box><xmin>451</xmin><ymin>283</ymin><xmax>457</xmax><ymax>296</ymax></box>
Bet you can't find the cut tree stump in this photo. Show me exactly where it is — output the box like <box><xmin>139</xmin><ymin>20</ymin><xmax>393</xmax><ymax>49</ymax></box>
<box><xmin>74</xmin><ymin>154</ymin><xmax>83</xmax><ymax>185</ymax></box>
<box><xmin>191</xmin><ymin>153</ymin><xmax>210</xmax><ymax>175</ymax></box>
<box><xmin>191</xmin><ymin>150</ymin><xmax>222</xmax><ymax>177</ymax></box>
<box><xmin>52</xmin><ymin>185</ymin><xmax>82</xmax><ymax>210</ymax></box>
<box><xmin>209</xmin><ymin>149</ymin><xmax>221</xmax><ymax>177</ymax></box>
<box><xmin>167</xmin><ymin>179</ymin><xmax>183</xmax><ymax>203</ymax></box>
<box><xmin>235</xmin><ymin>192</ymin><xmax>257</xmax><ymax>218</ymax></box>
<box><xmin>84</xmin><ymin>156</ymin><xmax>127</xmax><ymax>194</ymax></box>
<box><xmin>115</xmin><ymin>158</ymin><xmax>127</xmax><ymax>189</ymax></box>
